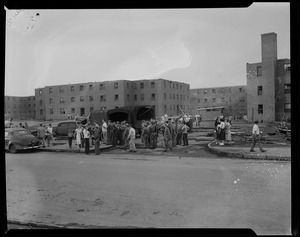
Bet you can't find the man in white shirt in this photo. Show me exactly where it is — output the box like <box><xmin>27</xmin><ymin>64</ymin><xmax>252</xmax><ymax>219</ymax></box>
<box><xmin>102</xmin><ymin>119</ymin><xmax>108</xmax><ymax>144</ymax></box>
<box><xmin>46</xmin><ymin>124</ymin><xmax>53</xmax><ymax>147</ymax></box>
<box><xmin>127</xmin><ymin>124</ymin><xmax>137</xmax><ymax>152</ymax></box>
<box><xmin>83</xmin><ymin>126</ymin><xmax>90</xmax><ymax>154</ymax></box>
<box><xmin>250</xmin><ymin>121</ymin><xmax>266</xmax><ymax>152</ymax></box>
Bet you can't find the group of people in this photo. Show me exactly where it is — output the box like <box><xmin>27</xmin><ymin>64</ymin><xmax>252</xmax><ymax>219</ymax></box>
<box><xmin>214</xmin><ymin>114</ymin><xmax>232</xmax><ymax>146</ymax></box>
<box><xmin>36</xmin><ymin>123</ymin><xmax>54</xmax><ymax>148</ymax></box>
<box><xmin>70</xmin><ymin>120</ymin><xmax>137</xmax><ymax>155</ymax></box>
<box><xmin>141</xmin><ymin>118</ymin><xmax>191</xmax><ymax>152</ymax></box>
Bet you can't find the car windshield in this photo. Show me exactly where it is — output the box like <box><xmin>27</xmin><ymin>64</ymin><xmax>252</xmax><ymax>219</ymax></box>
<box><xmin>12</xmin><ymin>130</ymin><xmax>32</xmax><ymax>136</ymax></box>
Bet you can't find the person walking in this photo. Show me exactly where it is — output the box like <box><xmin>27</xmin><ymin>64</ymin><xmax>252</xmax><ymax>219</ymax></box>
<box><xmin>83</xmin><ymin>126</ymin><xmax>90</xmax><ymax>155</ymax></box>
<box><xmin>102</xmin><ymin>119</ymin><xmax>108</xmax><ymax>144</ymax></box>
<box><xmin>182</xmin><ymin>122</ymin><xmax>190</xmax><ymax>146</ymax></box>
<box><xmin>163</xmin><ymin>121</ymin><xmax>172</xmax><ymax>152</ymax></box>
<box><xmin>250</xmin><ymin>121</ymin><xmax>266</xmax><ymax>152</ymax></box>
<box><xmin>67</xmin><ymin>129</ymin><xmax>74</xmax><ymax>149</ymax></box>
<box><xmin>46</xmin><ymin>124</ymin><xmax>54</xmax><ymax>147</ymax></box>
<box><xmin>94</xmin><ymin>126</ymin><xmax>101</xmax><ymax>155</ymax></box>
<box><xmin>127</xmin><ymin>124</ymin><xmax>137</xmax><ymax>152</ymax></box>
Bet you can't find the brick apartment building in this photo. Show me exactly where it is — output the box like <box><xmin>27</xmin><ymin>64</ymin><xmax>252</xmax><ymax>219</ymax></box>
<box><xmin>247</xmin><ymin>33</ymin><xmax>291</xmax><ymax>122</ymax></box>
<box><xmin>4</xmin><ymin>96</ymin><xmax>36</xmax><ymax>120</ymax></box>
<box><xmin>190</xmin><ymin>86</ymin><xmax>247</xmax><ymax>120</ymax></box>
<box><xmin>34</xmin><ymin>78</ymin><xmax>191</xmax><ymax>121</ymax></box>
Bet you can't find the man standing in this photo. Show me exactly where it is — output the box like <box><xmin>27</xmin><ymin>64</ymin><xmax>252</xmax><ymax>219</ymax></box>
<box><xmin>123</xmin><ymin>123</ymin><xmax>130</xmax><ymax>150</ymax></box>
<box><xmin>163</xmin><ymin>121</ymin><xmax>172</xmax><ymax>152</ymax></box>
<box><xmin>46</xmin><ymin>124</ymin><xmax>53</xmax><ymax>147</ymax></box>
<box><xmin>101</xmin><ymin>119</ymin><xmax>108</xmax><ymax>144</ymax></box>
<box><xmin>94</xmin><ymin>126</ymin><xmax>101</xmax><ymax>155</ymax></box>
<box><xmin>127</xmin><ymin>124</ymin><xmax>137</xmax><ymax>152</ymax></box>
<box><xmin>149</xmin><ymin>120</ymin><xmax>157</xmax><ymax>149</ymax></box>
<box><xmin>182</xmin><ymin>122</ymin><xmax>190</xmax><ymax>146</ymax></box>
<box><xmin>250</xmin><ymin>121</ymin><xmax>266</xmax><ymax>152</ymax></box>
<box><xmin>107</xmin><ymin>120</ymin><xmax>113</xmax><ymax>145</ymax></box>
<box><xmin>83</xmin><ymin>126</ymin><xmax>90</xmax><ymax>155</ymax></box>
<box><xmin>37</xmin><ymin>123</ymin><xmax>46</xmax><ymax>148</ymax></box>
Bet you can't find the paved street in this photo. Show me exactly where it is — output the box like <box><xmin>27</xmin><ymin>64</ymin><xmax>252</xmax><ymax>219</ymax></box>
<box><xmin>5</xmin><ymin>151</ymin><xmax>291</xmax><ymax>235</ymax></box>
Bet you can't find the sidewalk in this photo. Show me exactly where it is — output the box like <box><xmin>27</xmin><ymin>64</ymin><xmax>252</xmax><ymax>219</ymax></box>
<box><xmin>40</xmin><ymin>140</ymin><xmax>113</xmax><ymax>153</ymax></box>
<box><xmin>206</xmin><ymin>141</ymin><xmax>291</xmax><ymax>161</ymax></box>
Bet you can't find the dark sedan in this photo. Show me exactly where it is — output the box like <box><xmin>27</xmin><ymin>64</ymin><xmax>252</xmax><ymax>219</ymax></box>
<box><xmin>5</xmin><ymin>128</ymin><xmax>41</xmax><ymax>153</ymax></box>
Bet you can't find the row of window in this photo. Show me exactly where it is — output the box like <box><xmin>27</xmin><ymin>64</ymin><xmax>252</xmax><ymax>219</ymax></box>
<box><xmin>163</xmin><ymin>104</ymin><xmax>189</xmax><ymax>112</ymax></box>
<box><xmin>197</xmin><ymin>87</ymin><xmax>244</xmax><ymax>95</ymax></box>
<box><xmin>197</xmin><ymin>97</ymin><xmax>245</xmax><ymax>103</ymax></box>
<box><xmin>257</xmin><ymin>103</ymin><xmax>291</xmax><ymax>114</ymax></box>
<box><xmin>256</xmin><ymin>63</ymin><xmax>290</xmax><ymax>78</ymax></box>
<box><xmin>6</xmin><ymin>104</ymin><xmax>35</xmax><ymax>108</ymax></box>
<box><xmin>6</xmin><ymin>97</ymin><xmax>35</xmax><ymax>101</ymax></box>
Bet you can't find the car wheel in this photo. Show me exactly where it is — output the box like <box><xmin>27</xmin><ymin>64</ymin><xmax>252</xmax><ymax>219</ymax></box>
<box><xmin>9</xmin><ymin>144</ymin><xmax>17</xmax><ymax>153</ymax></box>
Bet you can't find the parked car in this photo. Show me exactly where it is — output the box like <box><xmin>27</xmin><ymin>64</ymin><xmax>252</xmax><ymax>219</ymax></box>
<box><xmin>5</xmin><ymin>128</ymin><xmax>41</xmax><ymax>153</ymax></box>
<box><xmin>52</xmin><ymin>120</ymin><xmax>79</xmax><ymax>137</ymax></box>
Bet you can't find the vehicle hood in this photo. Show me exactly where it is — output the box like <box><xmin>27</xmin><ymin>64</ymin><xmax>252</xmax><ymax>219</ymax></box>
<box><xmin>11</xmin><ymin>135</ymin><xmax>39</xmax><ymax>144</ymax></box>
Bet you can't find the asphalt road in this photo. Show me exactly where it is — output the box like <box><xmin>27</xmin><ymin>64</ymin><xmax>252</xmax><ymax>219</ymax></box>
<box><xmin>5</xmin><ymin>151</ymin><xmax>291</xmax><ymax>235</ymax></box>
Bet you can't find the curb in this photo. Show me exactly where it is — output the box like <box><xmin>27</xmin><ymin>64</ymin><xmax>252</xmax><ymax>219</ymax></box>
<box><xmin>206</xmin><ymin>141</ymin><xmax>291</xmax><ymax>161</ymax></box>
<box><xmin>40</xmin><ymin>145</ymin><xmax>113</xmax><ymax>153</ymax></box>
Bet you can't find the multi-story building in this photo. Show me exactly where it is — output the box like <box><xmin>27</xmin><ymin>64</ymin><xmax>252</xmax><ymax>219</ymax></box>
<box><xmin>4</xmin><ymin>96</ymin><xmax>36</xmax><ymax>120</ymax></box>
<box><xmin>35</xmin><ymin>78</ymin><xmax>191</xmax><ymax>121</ymax></box>
<box><xmin>190</xmin><ymin>86</ymin><xmax>247</xmax><ymax>120</ymax></box>
<box><xmin>247</xmin><ymin>32</ymin><xmax>291</xmax><ymax>122</ymax></box>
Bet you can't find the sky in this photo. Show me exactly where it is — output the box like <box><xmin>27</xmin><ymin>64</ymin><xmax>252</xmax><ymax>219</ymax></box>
<box><xmin>5</xmin><ymin>3</ymin><xmax>290</xmax><ymax>96</ymax></box>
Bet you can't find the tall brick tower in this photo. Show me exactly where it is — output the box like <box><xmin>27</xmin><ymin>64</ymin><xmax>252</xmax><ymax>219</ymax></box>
<box><xmin>261</xmin><ymin>32</ymin><xmax>277</xmax><ymax>122</ymax></box>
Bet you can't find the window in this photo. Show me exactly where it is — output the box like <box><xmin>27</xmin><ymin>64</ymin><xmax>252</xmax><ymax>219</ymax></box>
<box><xmin>164</xmin><ymin>82</ymin><xmax>166</xmax><ymax>88</ymax></box>
<box><xmin>239</xmin><ymin>88</ymin><xmax>243</xmax><ymax>93</ymax></box>
<box><xmin>89</xmin><ymin>96</ymin><xmax>93</xmax><ymax>102</ymax></box>
<box><xmin>101</xmin><ymin>107</ymin><xmax>106</xmax><ymax>111</ymax></box>
<box><xmin>39</xmin><ymin>90</ymin><xmax>42</xmax><ymax>95</ymax></box>
<box><xmin>90</xmin><ymin>107</ymin><xmax>94</xmax><ymax>113</ymax></box>
<box><xmin>59</xmin><ymin>86</ymin><xmax>64</xmax><ymax>93</ymax></box>
<box><xmin>60</xmin><ymin>108</ymin><xmax>65</xmax><ymax>114</ymax></box>
<box><xmin>151</xmin><ymin>93</ymin><xmax>155</xmax><ymax>100</ymax></box>
<box><xmin>60</xmin><ymin>97</ymin><xmax>65</xmax><ymax>104</ymax></box>
<box><xmin>180</xmin><ymin>84</ymin><xmax>182</xmax><ymax>90</ymax></box>
<box><xmin>258</xmin><ymin>104</ymin><xmax>263</xmax><ymax>114</ymax></box>
<box><xmin>212</xmin><ymin>89</ymin><xmax>216</xmax><ymax>93</ymax></box>
<box><xmin>204</xmin><ymin>99</ymin><xmax>208</xmax><ymax>103</ymax></box>
<box><xmin>114</xmin><ymin>95</ymin><xmax>119</xmax><ymax>101</ymax></box>
<box><xmin>173</xmin><ymin>83</ymin><xmax>175</xmax><ymax>89</ymax></box>
<box><xmin>49</xmin><ymin>88</ymin><xmax>53</xmax><ymax>93</ymax></box>
<box><xmin>173</xmin><ymin>94</ymin><xmax>175</xmax><ymax>100</ymax></box>
<box><xmin>204</xmin><ymin>90</ymin><xmax>208</xmax><ymax>94</ymax></box>
<box><xmin>134</xmin><ymin>95</ymin><xmax>137</xmax><ymax>101</ymax></box>
<box><xmin>239</xmin><ymin>97</ymin><xmax>245</xmax><ymax>102</ymax></box>
<box><xmin>173</xmin><ymin>105</ymin><xmax>175</xmax><ymax>110</ymax></box>
<box><xmin>115</xmin><ymin>106</ymin><xmax>119</xmax><ymax>109</ymax></box>
<box><xmin>100</xmin><ymin>95</ymin><xmax>106</xmax><ymax>102</ymax></box>
<box><xmin>164</xmin><ymin>93</ymin><xmax>166</xmax><ymax>100</ymax></box>
<box><xmin>40</xmin><ymin>109</ymin><xmax>43</xmax><ymax>115</ymax></box>
<box><xmin>140</xmin><ymin>94</ymin><xmax>144</xmax><ymax>101</ymax></box>
<box><xmin>127</xmin><ymin>83</ymin><xmax>130</xmax><ymax>89</ymax></box>
<box><xmin>89</xmin><ymin>85</ymin><xmax>93</xmax><ymax>90</ymax></box>
<box><xmin>70</xmin><ymin>86</ymin><xmax>74</xmax><ymax>92</ymax></box>
<box><xmin>133</xmin><ymin>83</ymin><xmax>137</xmax><ymax>89</ymax></box>
<box><xmin>176</xmin><ymin>84</ymin><xmax>178</xmax><ymax>90</ymax></box>
<box><xmin>284</xmin><ymin>103</ymin><xmax>291</xmax><ymax>113</ymax></box>
<box><xmin>140</xmin><ymin>83</ymin><xmax>144</xmax><ymax>89</ymax></box>
<box><xmin>39</xmin><ymin>100</ymin><xmax>43</xmax><ymax>105</ymax></box>
<box><xmin>71</xmin><ymin>97</ymin><xmax>75</xmax><ymax>102</ymax></box>
<box><xmin>100</xmin><ymin>84</ymin><xmax>105</xmax><ymax>90</ymax></box>
<box><xmin>221</xmin><ymin>88</ymin><xmax>225</xmax><ymax>93</ymax></box>
<box><xmin>257</xmin><ymin>86</ymin><xmax>263</xmax><ymax>96</ymax></box>
<box><xmin>80</xmin><ymin>85</ymin><xmax>84</xmax><ymax>91</ymax></box>
<box><xmin>177</xmin><ymin>95</ymin><xmax>179</xmax><ymax>100</ymax></box>
<box><xmin>127</xmin><ymin>94</ymin><xmax>130</xmax><ymax>101</ymax></box>
<box><xmin>49</xmin><ymin>98</ymin><xmax>52</xmax><ymax>104</ymax></box>
<box><xmin>284</xmin><ymin>84</ymin><xmax>291</xmax><ymax>94</ymax></box>
<box><xmin>151</xmin><ymin>82</ymin><xmax>155</xmax><ymax>89</ymax></box>
<box><xmin>80</xmin><ymin>96</ymin><xmax>84</xmax><ymax>102</ymax></box>
<box><xmin>212</xmin><ymin>98</ymin><xmax>216</xmax><ymax>103</ymax></box>
<box><xmin>114</xmin><ymin>82</ymin><xmax>118</xmax><ymax>89</ymax></box>
<box><xmin>221</xmin><ymin>98</ymin><xmax>225</xmax><ymax>102</ymax></box>
<box><xmin>164</xmin><ymin>105</ymin><xmax>167</xmax><ymax>112</ymax></box>
<box><xmin>257</xmin><ymin>66</ymin><xmax>262</xmax><ymax>76</ymax></box>
<box><xmin>198</xmin><ymin>99</ymin><xmax>200</xmax><ymax>103</ymax></box>
<box><xmin>180</xmin><ymin>95</ymin><xmax>182</xmax><ymax>100</ymax></box>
